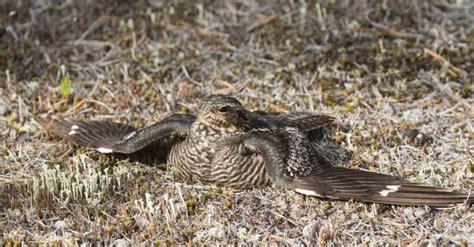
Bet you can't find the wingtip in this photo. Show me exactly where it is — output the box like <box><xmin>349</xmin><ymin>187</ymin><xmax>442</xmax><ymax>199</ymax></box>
<box><xmin>38</xmin><ymin>114</ymin><xmax>54</xmax><ymax>129</ymax></box>
<box><xmin>39</xmin><ymin>115</ymin><xmax>75</xmax><ymax>137</ymax></box>
<box><xmin>292</xmin><ymin>167</ymin><xmax>474</xmax><ymax>207</ymax></box>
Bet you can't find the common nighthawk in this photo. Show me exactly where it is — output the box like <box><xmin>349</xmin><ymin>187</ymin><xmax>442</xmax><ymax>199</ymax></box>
<box><xmin>43</xmin><ymin>94</ymin><xmax>473</xmax><ymax>207</ymax></box>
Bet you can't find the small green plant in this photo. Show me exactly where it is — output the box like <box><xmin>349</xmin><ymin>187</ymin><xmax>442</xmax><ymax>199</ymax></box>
<box><xmin>59</xmin><ymin>71</ymin><xmax>72</xmax><ymax>98</ymax></box>
<box><xmin>59</xmin><ymin>65</ymin><xmax>72</xmax><ymax>99</ymax></box>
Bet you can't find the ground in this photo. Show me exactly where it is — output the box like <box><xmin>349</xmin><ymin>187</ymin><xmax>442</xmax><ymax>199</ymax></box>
<box><xmin>1</xmin><ymin>0</ymin><xmax>473</xmax><ymax>245</ymax></box>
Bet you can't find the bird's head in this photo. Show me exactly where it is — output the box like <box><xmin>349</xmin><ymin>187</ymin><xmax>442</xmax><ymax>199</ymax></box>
<box><xmin>196</xmin><ymin>94</ymin><xmax>250</xmax><ymax>133</ymax></box>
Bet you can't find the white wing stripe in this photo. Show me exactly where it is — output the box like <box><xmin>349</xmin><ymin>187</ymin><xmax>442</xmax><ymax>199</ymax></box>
<box><xmin>379</xmin><ymin>185</ymin><xmax>400</xmax><ymax>196</ymax></box>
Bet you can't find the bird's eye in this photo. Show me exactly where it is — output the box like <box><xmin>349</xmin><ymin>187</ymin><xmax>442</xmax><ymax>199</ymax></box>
<box><xmin>218</xmin><ymin>106</ymin><xmax>230</xmax><ymax>113</ymax></box>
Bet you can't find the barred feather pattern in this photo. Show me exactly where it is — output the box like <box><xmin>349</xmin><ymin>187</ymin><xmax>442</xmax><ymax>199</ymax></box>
<box><xmin>168</xmin><ymin>122</ymin><xmax>271</xmax><ymax>188</ymax></box>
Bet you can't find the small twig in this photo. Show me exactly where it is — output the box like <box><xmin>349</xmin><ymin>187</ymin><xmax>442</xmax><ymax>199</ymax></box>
<box><xmin>424</xmin><ymin>48</ymin><xmax>468</xmax><ymax>78</ymax></box>
<box><xmin>181</xmin><ymin>65</ymin><xmax>202</xmax><ymax>86</ymax></box>
<box><xmin>365</xmin><ymin>11</ymin><xmax>424</xmax><ymax>40</ymax></box>
<box><xmin>87</xmin><ymin>80</ymin><xmax>101</xmax><ymax>98</ymax></box>
<box><xmin>267</xmin><ymin>102</ymin><xmax>289</xmax><ymax>113</ymax></box>
<box><xmin>192</xmin><ymin>28</ymin><xmax>229</xmax><ymax>39</ymax></box>
<box><xmin>213</xmin><ymin>79</ymin><xmax>235</xmax><ymax>90</ymax></box>
<box><xmin>74</xmin><ymin>16</ymin><xmax>106</xmax><ymax>45</ymax></box>
<box><xmin>255</xmin><ymin>57</ymin><xmax>280</xmax><ymax>66</ymax></box>
<box><xmin>426</xmin><ymin>73</ymin><xmax>474</xmax><ymax>112</ymax></box>
<box><xmin>64</xmin><ymin>99</ymin><xmax>113</xmax><ymax>115</ymax></box>
<box><xmin>246</xmin><ymin>13</ymin><xmax>278</xmax><ymax>32</ymax></box>
<box><xmin>268</xmin><ymin>210</ymin><xmax>303</xmax><ymax>227</ymax></box>
<box><xmin>6</xmin><ymin>25</ymin><xmax>19</xmax><ymax>41</ymax></box>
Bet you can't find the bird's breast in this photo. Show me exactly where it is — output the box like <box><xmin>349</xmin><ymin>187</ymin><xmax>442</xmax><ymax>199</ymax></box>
<box><xmin>168</xmin><ymin>135</ymin><xmax>271</xmax><ymax>188</ymax></box>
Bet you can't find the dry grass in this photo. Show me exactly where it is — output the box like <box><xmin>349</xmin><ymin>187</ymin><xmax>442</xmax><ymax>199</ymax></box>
<box><xmin>1</xmin><ymin>0</ymin><xmax>473</xmax><ymax>245</ymax></box>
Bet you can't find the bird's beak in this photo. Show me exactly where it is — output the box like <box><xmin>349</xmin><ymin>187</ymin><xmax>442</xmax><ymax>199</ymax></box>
<box><xmin>236</xmin><ymin>109</ymin><xmax>251</xmax><ymax>128</ymax></box>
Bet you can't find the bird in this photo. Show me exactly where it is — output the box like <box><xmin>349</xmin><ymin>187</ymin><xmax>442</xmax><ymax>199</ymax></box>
<box><xmin>42</xmin><ymin>94</ymin><xmax>473</xmax><ymax>207</ymax></box>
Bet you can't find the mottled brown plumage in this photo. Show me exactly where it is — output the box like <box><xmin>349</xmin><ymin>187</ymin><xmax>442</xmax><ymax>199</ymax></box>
<box><xmin>42</xmin><ymin>94</ymin><xmax>473</xmax><ymax>207</ymax></box>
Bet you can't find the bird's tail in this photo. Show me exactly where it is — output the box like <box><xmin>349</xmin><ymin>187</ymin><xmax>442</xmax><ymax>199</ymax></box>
<box><xmin>293</xmin><ymin>166</ymin><xmax>473</xmax><ymax>207</ymax></box>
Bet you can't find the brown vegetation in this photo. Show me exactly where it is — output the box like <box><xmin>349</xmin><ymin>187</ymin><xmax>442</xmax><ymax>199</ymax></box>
<box><xmin>1</xmin><ymin>0</ymin><xmax>473</xmax><ymax>245</ymax></box>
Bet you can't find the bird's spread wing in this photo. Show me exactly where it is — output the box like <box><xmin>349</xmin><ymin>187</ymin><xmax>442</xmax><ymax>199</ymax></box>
<box><xmin>292</xmin><ymin>167</ymin><xmax>473</xmax><ymax>207</ymax></box>
<box><xmin>250</xmin><ymin>111</ymin><xmax>335</xmax><ymax>132</ymax></box>
<box><xmin>243</xmin><ymin>127</ymin><xmax>473</xmax><ymax>207</ymax></box>
<box><xmin>42</xmin><ymin>113</ymin><xmax>195</xmax><ymax>155</ymax></box>
<box><xmin>249</xmin><ymin>111</ymin><xmax>335</xmax><ymax>142</ymax></box>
